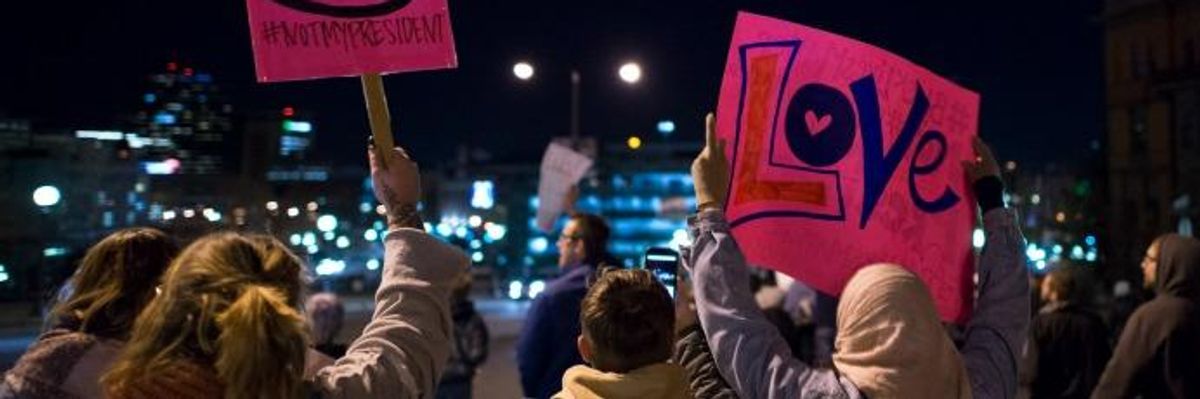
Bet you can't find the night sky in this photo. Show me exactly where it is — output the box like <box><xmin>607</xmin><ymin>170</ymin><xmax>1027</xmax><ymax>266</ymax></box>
<box><xmin>0</xmin><ymin>1</ymin><xmax>1103</xmax><ymax>168</ymax></box>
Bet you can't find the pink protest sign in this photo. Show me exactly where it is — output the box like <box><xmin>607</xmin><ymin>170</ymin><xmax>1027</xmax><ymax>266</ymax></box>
<box><xmin>717</xmin><ymin>13</ymin><xmax>981</xmax><ymax>323</ymax></box>
<box><xmin>246</xmin><ymin>0</ymin><xmax>458</xmax><ymax>83</ymax></box>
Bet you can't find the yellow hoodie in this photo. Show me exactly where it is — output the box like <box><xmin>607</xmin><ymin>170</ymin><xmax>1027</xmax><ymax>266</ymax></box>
<box><xmin>553</xmin><ymin>363</ymin><xmax>691</xmax><ymax>399</ymax></box>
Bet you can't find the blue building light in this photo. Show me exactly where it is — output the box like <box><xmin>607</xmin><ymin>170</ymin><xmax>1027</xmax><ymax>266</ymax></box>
<box><xmin>143</xmin><ymin>93</ymin><xmax>157</xmax><ymax>104</ymax></box>
<box><xmin>657</xmin><ymin>120</ymin><xmax>676</xmax><ymax>135</ymax></box>
<box><xmin>282</xmin><ymin>120</ymin><xmax>313</xmax><ymax>133</ymax></box>
<box><xmin>315</xmin><ymin>259</ymin><xmax>346</xmax><ymax>276</ymax></box>
<box><xmin>154</xmin><ymin>112</ymin><xmax>176</xmax><ymax>125</ymax></box>
<box><xmin>471</xmin><ymin>180</ymin><xmax>495</xmax><ymax>209</ymax></box>
<box><xmin>528</xmin><ymin>237</ymin><xmax>550</xmax><ymax>254</ymax></box>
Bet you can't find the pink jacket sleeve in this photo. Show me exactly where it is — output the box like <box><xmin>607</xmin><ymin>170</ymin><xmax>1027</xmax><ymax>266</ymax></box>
<box><xmin>311</xmin><ymin>228</ymin><xmax>469</xmax><ymax>399</ymax></box>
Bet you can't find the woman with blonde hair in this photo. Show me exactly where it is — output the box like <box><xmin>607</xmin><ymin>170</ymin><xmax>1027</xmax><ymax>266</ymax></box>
<box><xmin>1</xmin><ymin>227</ymin><xmax>178</xmax><ymax>398</ymax></box>
<box><xmin>102</xmin><ymin>145</ymin><xmax>468</xmax><ymax>399</ymax></box>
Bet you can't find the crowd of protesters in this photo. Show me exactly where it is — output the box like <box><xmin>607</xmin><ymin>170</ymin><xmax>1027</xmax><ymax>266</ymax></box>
<box><xmin>0</xmin><ymin>113</ymin><xmax>1197</xmax><ymax>399</ymax></box>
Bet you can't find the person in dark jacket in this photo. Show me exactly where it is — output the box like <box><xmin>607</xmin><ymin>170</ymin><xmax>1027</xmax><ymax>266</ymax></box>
<box><xmin>437</xmin><ymin>272</ymin><xmax>490</xmax><ymax>399</ymax></box>
<box><xmin>1093</xmin><ymin>234</ymin><xmax>1200</xmax><ymax>399</ymax></box>
<box><xmin>1021</xmin><ymin>266</ymin><xmax>1111</xmax><ymax>398</ymax></box>
<box><xmin>517</xmin><ymin>213</ymin><xmax>613</xmax><ymax>398</ymax></box>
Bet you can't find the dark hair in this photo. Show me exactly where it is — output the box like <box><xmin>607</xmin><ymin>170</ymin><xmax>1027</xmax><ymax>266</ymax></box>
<box><xmin>569</xmin><ymin>213</ymin><xmax>612</xmax><ymax>267</ymax></box>
<box><xmin>1045</xmin><ymin>266</ymin><xmax>1094</xmax><ymax>306</ymax></box>
<box><xmin>580</xmin><ymin>268</ymin><xmax>674</xmax><ymax>373</ymax></box>
<box><xmin>51</xmin><ymin>228</ymin><xmax>178</xmax><ymax>339</ymax></box>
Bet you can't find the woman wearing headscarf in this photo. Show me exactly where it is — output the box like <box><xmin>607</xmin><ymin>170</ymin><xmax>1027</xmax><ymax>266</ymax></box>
<box><xmin>683</xmin><ymin>113</ymin><xmax>1029</xmax><ymax>398</ymax></box>
<box><xmin>1092</xmin><ymin>234</ymin><xmax>1200</xmax><ymax>399</ymax></box>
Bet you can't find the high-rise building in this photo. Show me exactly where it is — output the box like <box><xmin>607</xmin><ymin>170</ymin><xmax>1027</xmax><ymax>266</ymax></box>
<box><xmin>1104</xmin><ymin>0</ymin><xmax>1200</xmax><ymax>274</ymax></box>
<box><xmin>131</xmin><ymin>62</ymin><xmax>236</xmax><ymax>175</ymax></box>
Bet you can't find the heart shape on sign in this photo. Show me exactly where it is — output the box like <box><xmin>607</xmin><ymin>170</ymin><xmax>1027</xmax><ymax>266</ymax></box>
<box><xmin>804</xmin><ymin>111</ymin><xmax>832</xmax><ymax>135</ymax></box>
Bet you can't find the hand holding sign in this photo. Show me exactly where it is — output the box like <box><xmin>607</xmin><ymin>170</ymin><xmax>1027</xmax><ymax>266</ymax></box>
<box><xmin>369</xmin><ymin>145</ymin><xmax>421</xmax><ymax>229</ymax></box>
<box><xmin>536</xmin><ymin>143</ymin><xmax>594</xmax><ymax>232</ymax></box>
<box><xmin>692</xmin><ymin>113</ymin><xmax>730</xmax><ymax>212</ymax></box>
<box><xmin>961</xmin><ymin>137</ymin><xmax>1001</xmax><ymax>184</ymax></box>
<box><xmin>718</xmin><ymin>13</ymin><xmax>981</xmax><ymax>322</ymax></box>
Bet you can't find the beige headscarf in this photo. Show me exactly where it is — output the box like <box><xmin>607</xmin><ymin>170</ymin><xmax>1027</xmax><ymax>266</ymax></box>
<box><xmin>833</xmin><ymin>264</ymin><xmax>972</xmax><ymax>399</ymax></box>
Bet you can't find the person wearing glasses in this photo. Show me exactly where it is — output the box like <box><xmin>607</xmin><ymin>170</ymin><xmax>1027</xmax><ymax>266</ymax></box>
<box><xmin>1093</xmin><ymin>234</ymin><xmax>1200</xmax><ymax>398</ymax></box>
<box><xmin>518</xmin><ymin>208</ymin><xmax>617</xmax><ymax>399</ymax></box>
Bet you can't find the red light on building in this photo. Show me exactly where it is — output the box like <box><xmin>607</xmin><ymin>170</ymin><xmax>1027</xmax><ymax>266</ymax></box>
<box><xmin>282</xmin><ymin>106</ymin><xmax>295</xmax><ymax>117</ymax></box>
<box><xmin>167</xmin><ymin>62</ymin><xmax>178</xmax><ymax>72</ymax></box>
<box><xmin>183</xmin><ymin>68</ymin><xmax>194</xmax><ymax>77</ymax></box>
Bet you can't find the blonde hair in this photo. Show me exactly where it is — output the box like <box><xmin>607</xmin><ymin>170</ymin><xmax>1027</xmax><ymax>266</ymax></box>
<box><xmin>51</xmin><ymin>228</ymin><xmax>177</xmax><ymax>338</ymax></box>
<box><xmin>103</xmin><ymin>233</ymin><xmax>310</xmax><ymax>399</ymax></box>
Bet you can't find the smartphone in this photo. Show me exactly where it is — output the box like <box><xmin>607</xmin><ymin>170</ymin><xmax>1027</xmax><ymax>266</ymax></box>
<box><xmin>643</xmin><ymin>247</ymin><xmax>680</xmax><ymax>299</ymax></box>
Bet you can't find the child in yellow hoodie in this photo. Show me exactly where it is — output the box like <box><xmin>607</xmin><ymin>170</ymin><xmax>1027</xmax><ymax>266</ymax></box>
<box><xmin>553</xmin><ymin>268</ymin><xmax>691</xmax><ymax>399</ymax></box>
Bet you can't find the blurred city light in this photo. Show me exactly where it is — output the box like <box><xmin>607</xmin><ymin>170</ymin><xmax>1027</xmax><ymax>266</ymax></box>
<box><xmin>1085</xmin><ymin>235</ymin><xmax>1097</xmax><ymax>247</ymax></box>
<box><xmin>972</xmin><ymin>228</ymin><xmax>986</xmax><ymax>249</ymax></box>
<box><xmin>366</xmin><ymin>259</ymin><xmax>381</xmax><ymax>271</ymax></box>
<box><xmin>1071</xmin><ymin>245</ymin><xmax>1085</xmax><ymax>260</ymax></box>
<box><xmin>32</xmin><ymin>185</ymin><xmax>61</xmax><ymax>207</ymax></box>
<box><xmin>182</xmin><ymin>209</ymin><xmax>195</xmax><ymax>218</ymax></box>
<box><xmin>471</xmin><ymin>180</ymin><xmax>495</xmax><ymax>209</ymax></box>
<box><xmin>657</xmin><ymin>120</ymin><xmax>675</xmax><ymax>135</ymax></box>
<box><xmin>627</xmin><ymin>136</ymin><xmax>643</xmax><ymax>150</ymax></box>
<box><xmin>485</xmin><ymin>223</ymin><xmax>507</xmax><ymax>241</ymax></box>
<box><xmin>302</xmin><ymin>232</ymin><xmax>317</xmax><ymax>246</ymax></box>
<box><xmin>618</xmin><ymin>62</ymin><xmax>642</xmax><ymax>84</ymax></box>
<box><xmin>163</xmin><ymin>210</ymin><xmax>177</xmax><ymax>221</ymax></box>
<box><xmin>529</xmin><ymin>280</ymin><xmax>546</xmax><ymax>299</ymax></box>
<box><xmin>468</xmin><ymin>215</ymin><xmax>483</xmax><ymax>228</ymax></box>
<box><xmin>508</xmin><ymin>281</ymin><xmax>524</xmax><ymax>300</ymax></box>
<box><xmin>287</xmin><ymin>207</ymin><xmax>300</xmax><ymax>218</ymax></box>
<box><xmin>43</xmin><ymin>247</ymin><xmax>68</xmax><ymax>257</ymax></box>
<box><xmin>364</xmin><ymin>229</ymin><xmax>379</xmax><ymax>241</ymax></box>
<box><xmin>472</xmin><ymin>252</ymin><xmax>484</xmax><ymax>263</ymax></box>
<box><xmin>513</xmin><ymin>62</ymin><xmax>534</xmax><ymax>80</ymax></box>
<box><xmin>266</xmin><ymin>201</ymin><xmax>279</xmax><ymax>211</ymax></box>
<box><xmin>0</xmin><ymin>264</ymin><xmax>8</xmax><ymax>283</ymax></box>
<box><xmin>282</xmin><ymin>120</ymin><xmax>313</xmax><ymax>133</ymax></box>
<box><xmin>142</xmin><ymin>159</ymin><xmax>181</xmax><ymax>175</ymax></box>
<box><xmin>336</xmin><ymin>236</ymin><xmax>350</xmax><ymax>249</ymax></box>
<box><xmin>315</xmin><ymin>259</ymin><xmax>346</xmax><ymax>276</ymax></box>
<box><xmin>317</xmin><ymin>215</ymin><xmax>338</xmax><ymax>232</ymax></box>
<box><xmin>528</xmin><ymin>237</ymin><xmax>549</xmax><ymax>254</ymax></box>
<box><xmin>289</xmin><ymin>234</ymin><xmax>302</xmax><ymax>246</ymax></box>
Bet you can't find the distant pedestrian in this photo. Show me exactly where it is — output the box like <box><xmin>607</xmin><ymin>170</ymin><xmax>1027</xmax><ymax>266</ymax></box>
<box><xmin>1020</xmin><ymin>266</ymin><xmax>1111</xmax><ymax>399</ymax></box>
<box><xmin>1</xmin><ymin>228</ymin><xmax>177</xmax><ymax>399</ymax></box>
<box><xmin>1093</xmin><ymin>234</ymin><xmax>1200</xmax><ymax>399</ymax></box>
<box><xmin>518</xmin><ymin>211</ymin><xmax>615</xmax><ymax>399</ymax></box>
<box><xmin>306</xmin><ymin>293</ymin><xmax>347</xmax><ymax>359</ymax></box>
<box><xmin>436</xmin><ymin>272</ymin><xmax>490</xmax><ymax>399</ymax></box>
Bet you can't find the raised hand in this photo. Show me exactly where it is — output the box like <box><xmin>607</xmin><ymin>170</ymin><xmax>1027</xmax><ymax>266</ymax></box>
<box><xmin>691</xmin><ymin>113</ymin><xmax>730</xmax><ymax>212</ymax></box>
<box><xmin>369</xmin><ymin>145</ymin><xmax>423</xmax><ymax>230</ymax></box>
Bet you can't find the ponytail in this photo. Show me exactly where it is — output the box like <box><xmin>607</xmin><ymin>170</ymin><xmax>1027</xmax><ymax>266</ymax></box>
<box><xmin>215</xmin><ymin>285</ymin><xmax>308</xmax><ymax>399</ymax></box>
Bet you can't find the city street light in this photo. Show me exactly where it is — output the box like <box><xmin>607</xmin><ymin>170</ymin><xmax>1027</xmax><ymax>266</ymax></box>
<box><xmin>513</xmin><ymin>62</ymin><xmax>534</xmax><ymax>80</ymax></box>
<box><xmin>512</xmin><ymin>59</ymin><xmax>646</xmax><ymax>142</ymax></box>
<box><xmin>32</xmin><ymin>185</ymin><xmax>61</xmax><ymax>207</ymax></box>
<box><xmin>618</xmin><ymin>62</ymin><xmax>642</xmax><ymax>84</ymax></box>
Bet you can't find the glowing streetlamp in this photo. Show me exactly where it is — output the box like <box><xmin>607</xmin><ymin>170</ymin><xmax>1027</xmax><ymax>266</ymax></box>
<box><xmin>513</xmin><ymin>62</ymin><xmax>534</xmax><ymax>80</ymax></box>
<box><xmin>618</xmin><ymin>62</ymin><xmax>642</xmax><ymax>84</ymax></box>
<box><xmin>32</xmin><ymin>186</ymin><xmax>61</xmax><ymax>207</ymax></box>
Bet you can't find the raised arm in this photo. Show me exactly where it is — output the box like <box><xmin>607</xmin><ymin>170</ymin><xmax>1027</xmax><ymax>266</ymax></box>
<box><xmin>683</xmin><ymin>114</ymin><xmax>859</xmax><ymax>399</ymax></box>
<box><xmin>959</xmin><ymin>138</ymin><xmax>1031</xmax><ymax>399</ymax></box>
<box><xmin>312</xmin><ymin>146</ymin><xmax>468</xmax><ymax>398</ymax></box>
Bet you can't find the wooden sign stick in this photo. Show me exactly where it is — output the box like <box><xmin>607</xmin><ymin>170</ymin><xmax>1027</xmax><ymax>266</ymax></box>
<box><xmin>361</xmin><ymin>72</ymin><xmax>395</xmax><ymax>169</ymax></box>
